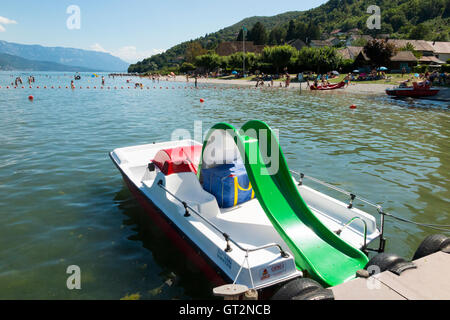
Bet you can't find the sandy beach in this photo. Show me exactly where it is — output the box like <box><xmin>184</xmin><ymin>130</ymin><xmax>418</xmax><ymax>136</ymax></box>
<box><xmin>171</xmin><ymin>75</ymin><xmax>449</xmax><ymax>101</ymax></box>
<box><xmin>173</xmin><ymin>75</ymin><xmax>393</xmax><ymax>94</ymax></box>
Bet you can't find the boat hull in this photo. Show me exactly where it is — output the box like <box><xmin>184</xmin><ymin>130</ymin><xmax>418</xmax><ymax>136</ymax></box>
<box><xmin>113</xmin><ymin>159</ymin><xmax>288</xmax><ymax>299</ymax></box>
<box><xmin>111</xmin><ymin>155</ymin><xmax>230</xmax><ymax>287</ymax></box>
<box><xmin>310</xmin><ymin>81</ymin><xmax>345</xmax><ymax>91</ymax></box>
<box><xmin>386</xmin><ymin>88</ymin><xmax>439</xmax><ymax>97</ymax></box>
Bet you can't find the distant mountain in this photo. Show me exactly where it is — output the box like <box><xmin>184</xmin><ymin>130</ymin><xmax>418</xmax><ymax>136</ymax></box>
<box><xmin>0</xmin><ymin>52</ymin><xmax>92</xmax><ymax>72</ymax></box>
<box><xmin>0</xmin><ymin>40</ymin><xmax>129</xmax><ymax>72</ymax></box>
<box><xmin>129</xmin><ymin>0</ymin><xmax>449</xmax><ymax>73</ymax></box>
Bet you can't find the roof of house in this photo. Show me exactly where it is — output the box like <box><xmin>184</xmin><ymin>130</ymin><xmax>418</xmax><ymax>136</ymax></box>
<box><xmin>330</xmin><ymin>29</ymin><xmax>342</xmax><ymax>35</ymax></box>
<box><xmin>310</xmin><ymin>40</ymin><xmax>332</xmax><ymax>47</ymax></box>
<box><xmin>390</xmin><ymin>51</ymin><xmax>418</xmax><ymax>62</ymax></box>
<box><xmin>338</xmin><ymin>46</ymin><xmax>363</xmax><ymax>59</ymax></box>
<box><xmin>386</xmin><ymin>39</ymin><xmax>435</xmax><ymax>52</ymax></box>
<box><xmin>419</xmin><ymin>55</ymin><xmax>446</xmax><ymax>64</ymax></box>
<box><xmin>287</xmin><ymin>39</ymin><xmax>307</xmax><ymax>50</ymax></box>
<box><xmin>355</xmin><ymin>50</ymin><xmax>417</xmax><ymax>62</ymax></box>
<box><xmin>427</xmin><ymin>41</ymin><xmax>450</xmax><ymax>54</ymax></box>
<box><xmin>348</xmin><ymin>34</ymin><xmax>373</xmax><ymax>42</ymax></box>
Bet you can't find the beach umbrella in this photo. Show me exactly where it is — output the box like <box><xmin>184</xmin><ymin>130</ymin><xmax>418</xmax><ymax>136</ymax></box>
<box><xmin>232</xmin><ymin>71</ymin><xmax>238</xmax><ymax>75</ymax></box>
<box><xmin>377</xmin><ymin>67</ymin><xmax>388</xmax><ymax>71</ymax></box>
<box><xmin>332</xmin><ymin>71</ymin><xmax>339</xmax><ymax>75</ymax></box>
<box><xmin>414</xmin><ymin>73</ymin><xmax>420</xmax><ymax>78</ymax></box>
<box><xmin>353</xmin><ymin>70</ymin><xmax>360</xmax><ymax>73</ymax></box>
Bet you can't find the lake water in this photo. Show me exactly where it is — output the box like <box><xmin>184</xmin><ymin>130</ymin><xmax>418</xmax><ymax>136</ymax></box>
<box><xmin>0</xmin><ymin>72</ymin><xmax>448</xmax><ymax>299</ymax></box>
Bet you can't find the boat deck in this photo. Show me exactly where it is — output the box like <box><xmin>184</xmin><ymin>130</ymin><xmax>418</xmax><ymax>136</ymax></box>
<box><xmin>331</xmin><ymin>251</ymin><xmax>450</xmax><ymax>300</ymax></box>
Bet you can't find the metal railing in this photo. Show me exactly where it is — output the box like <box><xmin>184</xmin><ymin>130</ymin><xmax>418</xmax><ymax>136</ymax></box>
<box><xmin>336</xmin><ymin>217</ymin><xmax>368</xmax><ymax>252</ymax></box>
<box><xmin>290</xmin><ymin>170</ymin><xmax>387</xmax><ymax>253</ymax></box>
<box><xmin>157</xmin><ymin>180</ymin><xmax>289</xmax><ymax>258</ymax></box>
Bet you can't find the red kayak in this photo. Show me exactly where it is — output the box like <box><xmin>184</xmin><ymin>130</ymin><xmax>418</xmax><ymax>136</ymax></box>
<box><xmin>310</xmin><ymin>81</ymin><xmax>345</xmax><ymax>91</ymax></box>
<box><xmin>386</xmin><ymin>82</ymin><xmax>439</xmax><ymax>98</ymax></box>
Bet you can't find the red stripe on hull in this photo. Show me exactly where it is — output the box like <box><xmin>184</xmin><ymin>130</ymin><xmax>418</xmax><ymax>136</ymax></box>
<box><xmin>121</xmin><ymin>173</ymin><xmax>228</xmax><ymax>287</ymax></box>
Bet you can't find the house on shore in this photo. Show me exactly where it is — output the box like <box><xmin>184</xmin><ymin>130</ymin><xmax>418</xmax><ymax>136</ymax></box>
<box><xmin>346</xmin><ymin>34</ymin><xmax>373</xmax><ymax>47</ymax></box>
<box><xmin>330</xmin><ymin>29</ymin><xmax>344</xmax><ymax>36</ymax></box>
<box><xmin>427</xmin><ymin>41</ymin><xmax>450</xmax><ymax>63</ymax></box>
<box><xmin>326</xmin><ymin>37</ymin><xmax>342</xmax><ymax>46</ymax></box>
<box><xmin>310</xmin><ymin>40</ymin><xmax>333</xmax><ymax>48</ymax></box>
<box><xmin>338</xmin><ymin>46</ymin><xmax>364</xmax><ymax>60</ymax></box>
<box><xmin>287</xmin><ymin>39</ymin><xmax>307</xmax><ymax>51</ymax></box>
<box><xmin>389</xmin><ymin>51</ymin><xmax>419</xmax><ymax>72</ymax></box>
<box><xmin>354</xmin><ymin>50</ymin><xmax>418</xmax><ymax>73</ymax></box>
<box><xmin>386</xmin><ymin>39</ymin><xmax>435</xmax><ymax>57</ymax></box>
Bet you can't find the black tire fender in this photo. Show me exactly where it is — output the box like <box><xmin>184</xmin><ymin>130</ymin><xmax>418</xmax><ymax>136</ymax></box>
<box><xmin>364</xmin><ymin>253</ymin><xmax>406</xmax><ymax>275</ymax></box>
<box><xmin>271</xmin><ymin>278</ymin><xmax>322</xmax><ymax>300</ymax></box>
<box><xmin>293</xmin><ymin>288</ymin><xmax>335</xmax><ymax>301</ymax></box>
<box><xmin>413</xmin><ymin>234</ymin><xmax>450</xmax><ymax>260</ymax></box>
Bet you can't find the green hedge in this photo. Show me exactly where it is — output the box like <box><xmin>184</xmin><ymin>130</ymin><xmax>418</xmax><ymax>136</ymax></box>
<box><xmin>413</xmin><ymin>65</ymin><xmax>428</xmax><ymax>73</ymax></box>
<box><xmin>441</xmin><ymin>64</ymin><xmax>450</xmax><ymax>72</ymax></box>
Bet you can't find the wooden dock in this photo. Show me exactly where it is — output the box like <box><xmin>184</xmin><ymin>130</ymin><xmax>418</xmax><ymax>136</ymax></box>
<box><xmin>331</xmin><ymin>251</ymin><xmax>450</xmax><ymax>300</ymax></box>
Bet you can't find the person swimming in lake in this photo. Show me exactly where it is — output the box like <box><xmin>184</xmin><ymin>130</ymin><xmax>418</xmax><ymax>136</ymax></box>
<box><xmin>101</xmin><ymin>76</ymin><xmax>105</xmax><ymax>86</ymax></box>
<box><xmin>71</xmin><ymin>80</ymin><xmax>75</xmax><ymax>89</ymax></box>
<box><xmin>285</xmin><ymin>73</ymin><xmax>291</xmax><ymax>88</ymax></box>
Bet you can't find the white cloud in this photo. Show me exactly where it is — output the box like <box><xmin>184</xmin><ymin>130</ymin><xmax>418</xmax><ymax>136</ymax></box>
<box><xmin>89</xmin><ymin>43</ymin><xmax>108</xmax><ymax>53</ymax></box>
<box><xmin>112</xmin><ymin>46</ymin><xmax>165</xmax><ymax>63</ymax></box>
<box><xmin>89</xmin><ymin>43</ymin><xmax>164</xmax><ymax>63</ymax></box>
<box><xmin>0</xmin><ymin>16</ymin><xmax>17</xmax><ymax>32</ymax></box>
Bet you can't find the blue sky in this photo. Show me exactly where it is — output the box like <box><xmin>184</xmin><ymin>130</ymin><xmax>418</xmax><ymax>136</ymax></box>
<box><xmin>0</xmin><ymin>0</ymin><xmax>328</xmax><ymax>63</ymax></box>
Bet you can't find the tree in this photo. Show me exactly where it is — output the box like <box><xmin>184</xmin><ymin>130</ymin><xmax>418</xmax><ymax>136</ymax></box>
<box><xmin>399</xmin><ymin>42</ymin><xmax>422</xmax><ymax>59</ymax></box>
<box><xmin>286</xmin><ymin>20</ymin><xmax>297</xmax><ymax>41</ymax></box>
<box><xmin>236</xmin><ymin>29</ymin><xmax>244</xmax><ymax>41</ymax></box>
<box><xmin>306</xmin><ymin>22</ymin><xmax>321</xmax><ymax>42</ymax></box>
<box><xmin>352</xmin><ymin>37</ymin><xmax>369</xmax><ymax>47</ymax></box>
<box><xmin>296</xmin><ymin>47</ymin><xmax>343</xmax><ymax>73</ymax></box>
<box><xmin>268</xmin><ymin>27</ymin><xmax>287</xmax><ymax>45</ymax></box>
<box><xmin>389</xmin><ymin>14</ymin><xmax>408</xmax><ymax>32</ymax></box>
<box><xmin>262</xmin><ymin>45</ymin><xmax>297</xmax><ymax>72</ymax></box>
<box><xmin>408</xmin><ymin>24</ymin><xmax>432</xmax><ymax>40</ymax></box>
<box><xmin>195</xmin><ymin>53</ymin><xmax>221</xmax><ymax>71</ymax></box>
<box><xmin>363</xmin><ymin>39</ymin><xmax>397</xmax><ymax>67</ymax></box>
<box><xmin>179</xmin><ymin>62</ymin><xmax>196</xmax><ymax>73</ymax></box>
<box><xmin>228</xmin><ymin>52</ymin><xmax>258</xmax><ymax>72</ymax></box>
<box><xmin>185</xmin><ymin>41</ymin><xmax>207</xmax><ymax>63</ymax></box>
<box><xmin>249</xmin><ymin>22</ymin><xmax>267</xmax><ymax>45</ymax></box>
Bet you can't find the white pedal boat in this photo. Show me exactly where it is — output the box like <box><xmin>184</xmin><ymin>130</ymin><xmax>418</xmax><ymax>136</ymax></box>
<box><xmin>110</xmin><ymin>138</ymin><xmax>382</xmax><ymax>293</ymax></box>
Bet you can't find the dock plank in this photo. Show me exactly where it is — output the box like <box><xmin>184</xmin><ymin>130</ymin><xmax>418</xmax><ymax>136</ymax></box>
<box><xmin>378</xmin><ymin>252</ymin><xmax>450</xmax><ymax>300</ymax></box>
<box><xmin>332</xmin><ymin>252</ymin><xmax>450</xmax><ymax>300</ymax></box>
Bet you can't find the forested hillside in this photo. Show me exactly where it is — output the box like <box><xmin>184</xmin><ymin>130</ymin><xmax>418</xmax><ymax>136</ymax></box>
<box><xmin>129</xmin><ymin>0</ymin><xmax>449</xmax><ymax>73</ymax></box>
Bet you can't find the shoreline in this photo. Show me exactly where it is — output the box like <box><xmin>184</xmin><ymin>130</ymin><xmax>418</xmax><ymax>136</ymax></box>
<box><xmin>173</xmin><ymin>75</ymin><xmax>395</xmax><ymax>95</ymax></box>
<box><xmin>173</xmin><ymin>76</ymin><xmax>450</xmax><ymax>101</ymax></box>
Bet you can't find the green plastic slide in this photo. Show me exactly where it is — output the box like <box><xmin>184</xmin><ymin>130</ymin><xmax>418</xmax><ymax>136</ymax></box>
<box><xmin>198</xmin><ymin>120</ymin><xmax>369</xmax><ymax>287</ymax></box>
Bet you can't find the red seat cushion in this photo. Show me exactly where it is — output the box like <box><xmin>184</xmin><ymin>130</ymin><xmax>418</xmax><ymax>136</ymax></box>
<box><xmin>152</xmin><ymin>145</ymin><xmax>202</xmax><ymax>176</ymax></box>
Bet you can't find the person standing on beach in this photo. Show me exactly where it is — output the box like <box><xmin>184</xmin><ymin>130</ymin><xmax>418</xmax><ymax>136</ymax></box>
<box><xmin>344</xmin><ymin>74</ymin><xmax>351</xmax><ymax>88</ymax></box>
<box><xmin>285</xmin><ymin>73</ymin><xmax>291</xmax><ymax>88</ymax></box>
<box><xmin>194</xmin><ymin>74</ymin><xmax>198</xmax><ymax>88</ymax></box>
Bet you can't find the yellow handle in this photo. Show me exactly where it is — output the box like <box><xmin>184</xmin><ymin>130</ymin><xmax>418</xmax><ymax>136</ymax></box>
<box><xmin>233</xmin><ymin>176</ymin><xmax>255</xmax><ymax>207</ymax></box>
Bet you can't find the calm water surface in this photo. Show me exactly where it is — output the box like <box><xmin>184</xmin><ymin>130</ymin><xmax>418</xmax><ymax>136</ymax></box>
<box><xmin>0</xmin><ymin>72</ymin><xmax>448</xmax><ymax>299</ymax></box>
